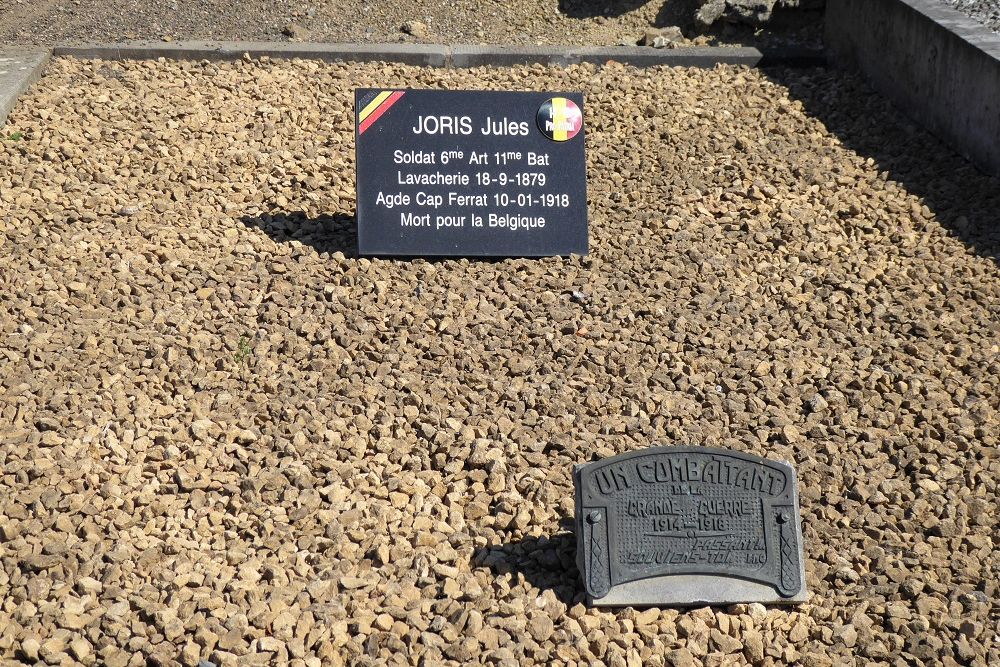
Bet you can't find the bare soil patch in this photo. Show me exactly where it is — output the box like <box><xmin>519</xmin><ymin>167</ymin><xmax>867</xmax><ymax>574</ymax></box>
<box><xmin>0</xmin><ymin>0</ymin><xmax>822</xmax><ymax>48</ymax></box>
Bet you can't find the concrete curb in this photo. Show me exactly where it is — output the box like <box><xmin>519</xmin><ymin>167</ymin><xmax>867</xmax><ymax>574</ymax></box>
<box><xmin>449</xmin><ymin>45</ymin><xmax>769</xmax><ymax>68</ymax></box>
<box><xmin>0</xmin><ymin>48</ymin><xmax>50</xmax><ymax>128</ymax></box>
<box><xmin>50</xmin><ymin>41</ymin><xmax>825</xmax><ymax>69</ymax></box>
<box><xmin>827</xmin><ymin>0</ymin><xmax>1000</xmax><ymax>174</ymax></box>
<box><xmin>53</xmin><ymin>42</ymin><xmax>450</xmax><ymax>67</ymax></box>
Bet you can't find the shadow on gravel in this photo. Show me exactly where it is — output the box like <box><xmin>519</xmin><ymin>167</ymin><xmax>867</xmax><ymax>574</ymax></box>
<box><xmin>240</xmin><ymin>210</ymin><xmax>537</xmax><ymax>263</ymax></box>
<box><xmin>557</xmin><ymin>0</ymin><xmax>823</xmax><ymax>48</ymax></box>
<box><xmin>763</xmin><ymin>67</ymin><xmax>1000</xmax><ymax>266</ymax></box>
<box><xmin>240</xmin><ymin>211</ymin><xmax>358</xmax><ymax>257</ymax></box>
<box><xmin>694</xmin><ymin>6</ymin><xmax>826</xmax><ymax>48</ymax></box>
<box><xmin>474</xmin><ymin>531</ymin><xmax>584</xmax><ymax>606</ymax></box>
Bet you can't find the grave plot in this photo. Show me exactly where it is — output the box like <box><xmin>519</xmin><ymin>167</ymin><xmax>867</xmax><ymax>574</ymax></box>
<box><xmin>0</xmin><ymin>57</ymin><xmax>998</xmax><ymax>666</ymax></box>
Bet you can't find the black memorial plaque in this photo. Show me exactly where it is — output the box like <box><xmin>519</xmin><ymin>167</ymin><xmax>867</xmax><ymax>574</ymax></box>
<box><xmin>355</xmin><ymin>89</ymin><xmax>587</xmax><ymax>256</ymax></box>
<box><xmin>574</xmin><ymin>447</ymin><xmax>807</xmax><ymax>606</ymax></box>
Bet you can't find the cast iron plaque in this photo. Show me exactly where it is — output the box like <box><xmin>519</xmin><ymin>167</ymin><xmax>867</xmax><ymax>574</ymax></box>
<box><xmin>574</xmin><ymin>447</ymin><xmax>807</xmax><ymax>606</ymax></box>
<box><xmin>355</xmin><ymin>89</ymin><xmax>587</xmax><ymax>256</ymax></box>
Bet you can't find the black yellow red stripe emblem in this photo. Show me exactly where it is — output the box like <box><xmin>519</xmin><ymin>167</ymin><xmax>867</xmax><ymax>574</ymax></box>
<box><xmin>358</xmin><ymin>90</ymin><xmax>405</xmax><ymax>135</ymax></box>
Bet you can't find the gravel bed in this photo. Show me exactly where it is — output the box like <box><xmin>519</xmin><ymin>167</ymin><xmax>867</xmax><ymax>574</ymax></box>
<box><xmin>939</xmin><ymin>0</ymin><xmax>1000</xmax><ymax>34</ymax></box>
<box><xmin>1</xmin><ymin>57</ymin><xmax>998</xmax><ymax>667</ymax></box>
<box><xmin>0</xmin><ymin>0</ymin><xmax>822</xmax><ymax>48</ymax></box>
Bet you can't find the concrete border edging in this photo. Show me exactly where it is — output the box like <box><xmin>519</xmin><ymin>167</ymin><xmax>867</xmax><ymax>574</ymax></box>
<box><xmin>826</xmin><ymin>0</ymin><xmax>1000</xmax><ymax>174</ymax></box>
<box><xmin>50</xmin><ymin>41</ymin><xmax>825</xmax><ymax>69</ymax></box>
<box><xmin>0</xmin><ymin>48</ymin><xmax>50</xmax><ymax>127</ymax></box>
<box><xmin>448</xmin><ymin>45</ymin><xmax>774</xmax><ymax>68</ymax></box>
<box><xmin>53</xmin><ymin>42</ymin><xmax>451</xmax><ymax>67</ymax></box>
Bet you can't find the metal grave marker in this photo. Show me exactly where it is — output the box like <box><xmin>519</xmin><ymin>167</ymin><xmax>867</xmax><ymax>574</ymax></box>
<box><xmin>355</xmin><ymin>89</ymin><xmax>587</xmax><ymax>256</ymax></box>
<box><xmin>574</xmin><ymin>446</ymin><xmax>807</xmax><ymax>606</ymax></box>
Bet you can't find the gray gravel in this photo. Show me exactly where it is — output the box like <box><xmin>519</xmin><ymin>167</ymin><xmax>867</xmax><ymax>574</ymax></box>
<box><xmin>939</xmin><ymin>0</ymin><xmax>1000</xmax><ymax>33</ymax></box>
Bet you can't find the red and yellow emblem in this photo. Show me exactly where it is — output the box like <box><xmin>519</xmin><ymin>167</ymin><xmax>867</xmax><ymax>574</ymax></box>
<box><xmin>358</xmin><ymin>90</ymin><xmax>406</xmax><ymax>135</ymax></box>
<box><xmin>536</xmin><ymin>97</ymin><xmax>583</xmax><ymax>142</ymax></box>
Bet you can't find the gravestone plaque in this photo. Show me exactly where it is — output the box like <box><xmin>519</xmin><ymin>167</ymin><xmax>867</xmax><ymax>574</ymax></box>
<box><xmin>355</xmin><ymin>89</ymin><xmax>587</xmax><ymax>256</ymax></box>
<box><xmin>574</xmin><ymin>447</ymin><xmax>807</xmax><ymax>606</ymax></box>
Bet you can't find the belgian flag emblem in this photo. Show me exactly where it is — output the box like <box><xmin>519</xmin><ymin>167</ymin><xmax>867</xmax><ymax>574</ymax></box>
<box><xmin>358</xmin><ymin>90</ymin><xmax>406</xmax><ymax>135</ymax></box>
<box><xmin>536</xmin><ymin>97</ymin><xmax>583</xmax><ymax>142</ymax></box>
